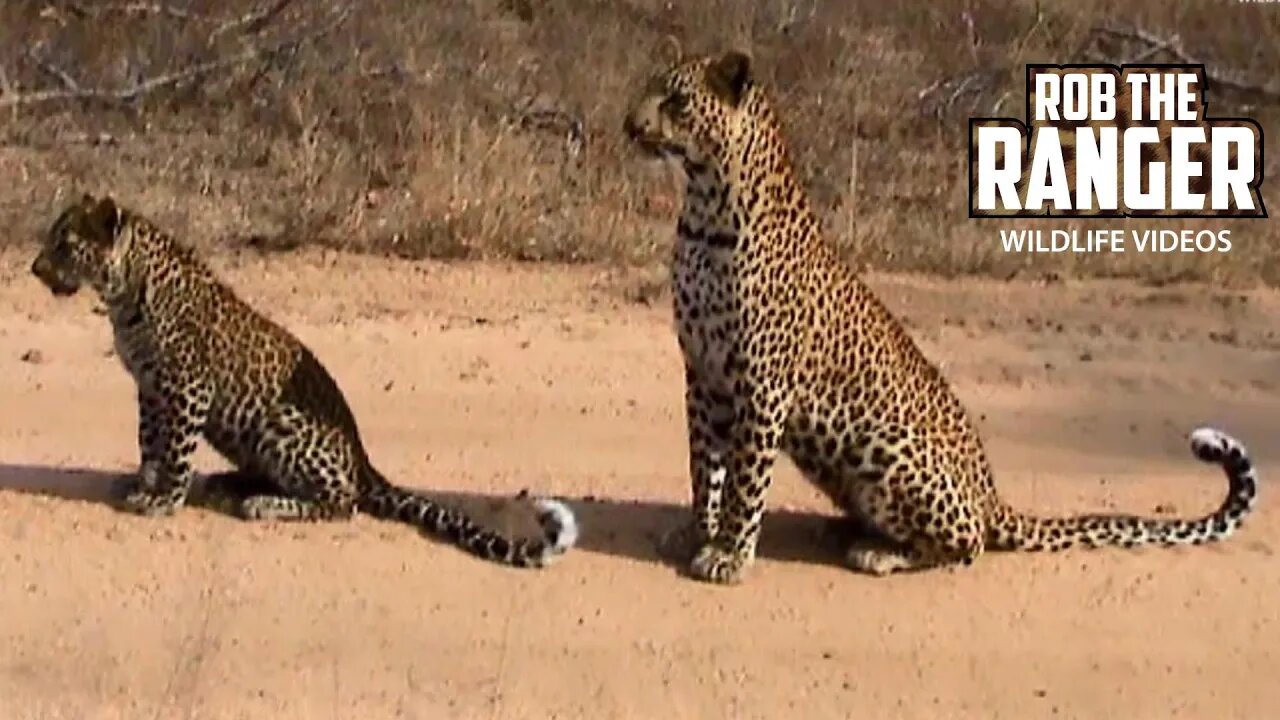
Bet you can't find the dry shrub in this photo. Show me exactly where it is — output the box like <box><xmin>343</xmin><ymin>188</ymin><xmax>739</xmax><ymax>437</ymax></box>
<box><xmin>0</xmin><ymin>0</ymin><xmax>1275</xmax><ymax>285</ymax></box>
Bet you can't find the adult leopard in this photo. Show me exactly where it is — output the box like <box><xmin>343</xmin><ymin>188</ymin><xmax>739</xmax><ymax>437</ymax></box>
<box><xmin>30</xmin><ymin>194</ymin><xmax>577</xmax><ymax>568</ymax></box>
<box><xmin>622</xmin><ymin>49</ymin><xmax>1258</xmax><ymax>584</ymax></box>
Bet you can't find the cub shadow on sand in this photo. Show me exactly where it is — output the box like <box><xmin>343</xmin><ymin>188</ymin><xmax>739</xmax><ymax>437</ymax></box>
<box><xmin>0</xmin><ymin>463</ymin><xmax>122</xmax><ymax>504</ymax></box>
<box><xmin>0</xmin><ymin>463</ymin><xmax>853</xmax><ymax>571</ymax></box>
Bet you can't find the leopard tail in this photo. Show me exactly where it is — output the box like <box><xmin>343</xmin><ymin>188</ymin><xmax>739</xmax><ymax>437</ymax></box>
<box><xmin>987</xmin><ymin>427</ymin><xmax>1257</xmax><ymax>552</ymax></box>
<box><xmin>356</xmin><ymin>464</ymin><xmax>578</xmax><ymax>568</ymax></box>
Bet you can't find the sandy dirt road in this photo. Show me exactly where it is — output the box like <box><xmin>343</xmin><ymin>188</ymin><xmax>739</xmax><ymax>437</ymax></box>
<box><xmin>0</xmin><ymin>249</ymin><xmax>1277</xmax><ymax>719</ymax></box>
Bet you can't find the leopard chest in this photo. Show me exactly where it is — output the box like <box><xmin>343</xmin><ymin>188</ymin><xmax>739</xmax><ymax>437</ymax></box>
<box><xmin>108</xmin><ymin>303</ymin><xmax>162</xmax><ymax>387</ymax></box>
<box><xmin>672</xmin><ymin>237</ymin><xmax>740</xmax><ymax>391</ymax></box>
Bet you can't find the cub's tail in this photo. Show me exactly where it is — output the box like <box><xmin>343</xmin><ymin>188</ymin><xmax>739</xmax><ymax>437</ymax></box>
<box><xmin>358</xmin><ymin>468</ymin><xmax>578</xmax><ymax>568</ymax></box>
<box><xmin>989</xmin><ymin>427</ymin><xmax>1258</xmax><ymax>552</ymax></box>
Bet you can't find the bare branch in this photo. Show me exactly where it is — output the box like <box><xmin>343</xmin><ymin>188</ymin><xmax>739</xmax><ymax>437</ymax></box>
<box><xmin>65</xmin><ymin>2</ymin><xmax>206</xmax><ymax>22</ymax></box>
<box><xmin>0</xmin><ymin>65</ymin><xmax>14</xmax><ymax>101</ymax></box>
<box><xmin>211</xmin><ymin>0</ymin><xmax>296</xmax><ymax>41</ymax></box>
<box><xmin>514</xmin><ymin>95</ymin><xmax>587</xmax><ymax>162</ymax></box>
<box><xmin>918</xmin><ymin>1</ymin><xmax>1041</xmax><ymax>119</ymax></box>
<box><xmin>915</xmin><ymin>78</ymin><xmax>944</xmax><ymax>103</ymax></box>
<box><xmin>1094</xmin><ymin>24</ymin><xmax>1192</xmax><ymax>63</ymax></box>
<box><xmin>0</xmin><ymin>3</ymin><xmax>352</xmax><ymax>110</ymax></box>
<box><xmin>918</xmin><ymin>18</ymin><xmax>1280</xmax><ymax>123</ymax></box>
<box><xmin>916</xmin><ymin>68</ymin><xmax>1004</xmax><ymax>120</ymax></box>
<box><xmin>26</xmin><ymin>49</ymin><xmax>81</xmax><ymax>91</ymax></box>
<box><xmin>960</xmin><ymin>7</ymin><xmax>980</xmax><ymax>65</ymax></box>
<box><xmin>1092</xmin><ymin>23</ymin><xmax>1280</xmax><ymax>103</ymax></box>
<box><xmin>64</xmin><ymin>0</ymin><xmax>294</xmax><ymax>38</ymax></box>
<box><xmin>1010</xmin><ymin>0</ymin><xmax>1044</xmax><ymax>57</ymax></box>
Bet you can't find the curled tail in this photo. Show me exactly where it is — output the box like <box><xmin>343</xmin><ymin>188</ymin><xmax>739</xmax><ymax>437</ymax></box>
<box><xmin>358</xmin><ymin>467</ymin><xmax>578</xmax><ymax>568</ymax></box>
<box><xmin>989</xmin><ymin>427</ymin><xmax>1258</xmax><ymax>552</ymax></box>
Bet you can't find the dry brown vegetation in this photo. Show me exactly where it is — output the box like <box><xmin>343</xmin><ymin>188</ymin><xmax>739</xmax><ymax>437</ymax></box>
<box><xmin>0</xmin><ymin>0</ymin><xmax>1277</xmax><ymax>285</ymax></box>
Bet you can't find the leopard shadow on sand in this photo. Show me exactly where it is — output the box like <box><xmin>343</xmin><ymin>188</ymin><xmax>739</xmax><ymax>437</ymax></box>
<box><xmin>0</xmin><ymin>464</ymin><xmax>858</xmax><ymax>569</ymax></box>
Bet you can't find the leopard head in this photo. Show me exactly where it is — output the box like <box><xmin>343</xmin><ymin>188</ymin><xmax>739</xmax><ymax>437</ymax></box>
<box><xmin>31</xmin><ymin>194</ymin><xmax>123</xmax><ymax>297</ymax></box>
<box><xmin>623</xmin><ymin>48</ymin><xmax>757</xmax><ymax>173</ymax></box>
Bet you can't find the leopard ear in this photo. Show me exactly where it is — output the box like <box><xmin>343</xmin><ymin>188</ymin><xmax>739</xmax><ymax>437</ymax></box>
<box><xmin>656</xmin><ymin>34</ymin><xmax>683</xmax><ymax>67</ymax></box>
<box><xmin>706</xmin><ymin>50</ymin><xmax>753</xmax><ymax>107</ymax></box>
<box><xmin>82</xmin><ymin>195</ymin><xmax>122</xmax><ymax>246</ymax></box>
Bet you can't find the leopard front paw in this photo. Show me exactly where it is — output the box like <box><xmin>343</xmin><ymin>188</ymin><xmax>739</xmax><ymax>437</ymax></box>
<box><xmin>195</xmin><ymin>471</ymin><xmax>263</xmax><ymax>516</ymax></box>
<box><xmin>114</xmin><ymin>474</ymin><xmax>184</xmax><ymax>517</ymax></box>
<box><xmin>656</xmin><ymin>521</ymin><xmax>710</xmax><ymax>564</ymax></box>
<box><xmin>689</xmin><ymin>542</ymin><xmax>753</xmax><ymax>585</ymax></box>
<box><xmin>110</xmin><ymin>473</ymin><xmax>146</xmax><ymax>501</ymax></box>
<box><xmin>119</xmin><ymin>489</ymin><xmax>184</xmax><ymax>517</ymax></box>
<box><xmin>844</xmin><ymin>540</ymin><xmax>913</xmax><ymax>576</ymax></box>
<box><xmin>196</xmin><ymin>486</ymin><xmax>245</xmax><ymax>517</ymax></box>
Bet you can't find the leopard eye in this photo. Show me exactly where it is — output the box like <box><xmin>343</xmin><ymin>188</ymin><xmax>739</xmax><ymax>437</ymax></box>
<box><xmin>662</xmin><ymin>90</ymin><xmax>689</xmax><ymax>115</ymax></box>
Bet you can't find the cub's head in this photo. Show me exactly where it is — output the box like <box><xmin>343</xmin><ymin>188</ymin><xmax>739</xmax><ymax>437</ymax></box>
<box><xmin>31</xmin><ymin>194</ymin><xmax>123</xmax><ymax>297</ymax></box>
<box><xmin>623</xmin><ymin>47</ymin><xmax>758</xmax><ymax>170</ymax></box>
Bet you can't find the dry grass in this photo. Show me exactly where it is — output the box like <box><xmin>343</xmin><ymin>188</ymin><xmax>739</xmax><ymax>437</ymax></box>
<box><xmin>0</xmin><ymin>0</ymin><xmax>1277</xmax><ymax>285</ymax></box>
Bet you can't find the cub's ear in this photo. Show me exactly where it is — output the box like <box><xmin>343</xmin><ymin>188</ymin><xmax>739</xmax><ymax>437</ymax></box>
<box><xmin>706</xmin><ymin>50</ymin><xmax>752</xmax><ymax>107</ymax></box>
<box><xmin>82</xmin><ymin>195</ymin><xmax>122</xmax><ymax>245</ymax></box>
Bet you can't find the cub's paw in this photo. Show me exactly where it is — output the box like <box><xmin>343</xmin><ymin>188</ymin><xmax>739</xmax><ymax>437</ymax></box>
<box><xmin>689</xmin><ymin>543</ymin><xmax>753</xmax><ymax>585</ymax></box>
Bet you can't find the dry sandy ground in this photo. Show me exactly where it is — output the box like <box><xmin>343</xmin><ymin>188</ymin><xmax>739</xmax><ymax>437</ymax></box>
<box><xmin>0</xmin><ymin>248</ymin><xmax>1277</xmax><ymax>719</ymax></box>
